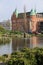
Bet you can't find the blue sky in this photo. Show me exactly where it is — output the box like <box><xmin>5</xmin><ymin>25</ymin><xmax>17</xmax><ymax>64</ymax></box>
<box><xmin>0</xmin><ymin>0</ymin><xmax>43</xmax><ymax>21</ymax></box>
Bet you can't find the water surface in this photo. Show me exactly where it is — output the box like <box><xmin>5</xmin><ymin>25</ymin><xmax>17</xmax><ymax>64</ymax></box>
<box><xmin>0</xmin><ymin>36</ymin><xmax>43</xmax><ymax>55</ymax></box>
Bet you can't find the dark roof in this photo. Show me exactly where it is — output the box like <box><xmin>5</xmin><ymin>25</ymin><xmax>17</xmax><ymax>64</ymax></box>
<box><xmin>12</xmin><ymin>10</ymin><xmax>43</xmax><ymax>19</ymax></box>
<box><xmin>37</xmin><ymin>13</ymin><xmax>43</xmax><ymax>14</ymax></box>
<box><xmin>37</xmin><ymin>13</ymin><xmax>43</xmax><ymax>17</ymax></box>
<box><xmin>18</xmin><ymin>12</ymin><xmax>30</xmax><ymax>18</ymax></box>
<box><xmin>18</xmin><ymin>13</ymin><xmax>24</xmax><ymax>18</ymax></box>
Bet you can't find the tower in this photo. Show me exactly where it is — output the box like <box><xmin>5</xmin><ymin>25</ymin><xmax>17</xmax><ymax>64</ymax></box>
<box><xmin>30</xmin><ymin>9</ymin><xmax>37</xmax><ymax>33</ymax></box>
<box><xmin>11</xmin><ymin>8</ymin><xmax>18</xmax><ymax>31</ymax></box>
<box><xmin>15</xmin><ymin>8</ymin><xmax>18</xmax><ymax>18</ymax></box>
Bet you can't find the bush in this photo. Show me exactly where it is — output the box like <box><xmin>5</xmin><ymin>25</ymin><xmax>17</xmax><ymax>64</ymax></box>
<box><xmin>2</xmin><ymin>54</ymin><xmax>8</xmax><ymax>58</ymax></box>
<box><xmin>6</xmin><ymin>48</ymin><xmax>43</xmax><ymax>65</ymax></box>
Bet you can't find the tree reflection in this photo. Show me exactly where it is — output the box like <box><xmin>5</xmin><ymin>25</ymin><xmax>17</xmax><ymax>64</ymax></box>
<box><xmin>0</xmin><ymin>37</ymin><xmax>10</xmax><ymax>45</ymax></box>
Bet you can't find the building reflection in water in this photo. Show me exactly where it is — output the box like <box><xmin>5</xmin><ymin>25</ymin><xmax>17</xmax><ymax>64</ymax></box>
<box><xmin>29</xmin><ymin>36</ymin><xmax>43</xmax><ymax>48</ymax></box>
<box><xmin>37</xmin><ymin>36</ymin><xmax>43</xmax><ymax>48</ymax></box>
<box><xmin>30</xmin><ymin>36</ymin><xmax>38</xmax><ymax>48</ymax></box>
<box><xmin>12</xmin><ymin>38</ymin><xmax>30</xmax><ymax>52</ymax></box>
<box><xmin>0</xmin><ymin>36</ymin><xmax>43</xmax><ymax>55</ymax></box>
<box><xmin>12</xmin><ymin>36</ymin><xmax>43</xmax><ymax>52</ymax></box>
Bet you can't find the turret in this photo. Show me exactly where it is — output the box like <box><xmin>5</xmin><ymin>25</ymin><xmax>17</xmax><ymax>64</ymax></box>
<box><xmin>14</xmin><ymin>8</ymin><xmax>18</xmax><ymax>18</ymax></box>
<box><xmin>30</xmin><ymin>9</ymin><xmax>36</xmax><ymax>22</ymax></box>
<box><xmin>30</xmin><ymin>9</ymin><xmax>37</xmax><ymax>33</ymax></box>
<box><xmin>30</xmin><ymin>9</ymin><xmax>36</xmax><ymax>16</ymax></box>
<box><xmin>11</xmin><ymin>8</ymin><xmax>18</xmax><ymax>21</ymax></box>
<box><xmin>11</xmin><ymin>8</ymin><xmax>18</xmax><ymax>31</ymax></box>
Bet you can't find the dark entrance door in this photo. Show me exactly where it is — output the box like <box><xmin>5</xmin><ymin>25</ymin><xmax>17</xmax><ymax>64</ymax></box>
<box><xmin>39</xmin><ymin>22</ymin><xmax>43</xmax><ymax>33</ymax></box>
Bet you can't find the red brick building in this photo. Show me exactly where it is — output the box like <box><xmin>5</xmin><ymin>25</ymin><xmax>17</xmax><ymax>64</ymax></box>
<box><xmin>11</xmin><ymin>9</ymin><xmax>43</xmax><ymax>33</ymax></box>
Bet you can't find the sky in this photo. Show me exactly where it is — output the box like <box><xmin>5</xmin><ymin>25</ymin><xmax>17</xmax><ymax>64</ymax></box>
<box><xmin>0</xmin><ymin>0</ymin><xmax>43</xmax><ymax>22</ymax></box>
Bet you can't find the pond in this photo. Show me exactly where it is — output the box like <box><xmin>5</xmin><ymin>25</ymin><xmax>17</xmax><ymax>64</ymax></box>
<box><xmin>0</xmin><ymin>36</ymin><xmax>43</xmax><ymax>55</ymax></box>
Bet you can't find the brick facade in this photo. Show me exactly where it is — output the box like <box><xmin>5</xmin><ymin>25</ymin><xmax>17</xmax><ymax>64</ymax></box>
<box><xmin>11</xmin><ymin>9</ymin><xmax>43</xmax><ymax>33</ymax></box>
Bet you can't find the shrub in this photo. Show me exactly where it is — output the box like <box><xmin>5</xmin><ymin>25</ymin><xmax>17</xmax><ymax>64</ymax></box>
<box><xmin>2</xmin><ymin>54</ymin><xmax>8</xmax><ymax>58</ymax></box>
<box><xmin>6</xmin><ymin>48</ymin><xmax>43</xmax><ymax>65</ymax></box>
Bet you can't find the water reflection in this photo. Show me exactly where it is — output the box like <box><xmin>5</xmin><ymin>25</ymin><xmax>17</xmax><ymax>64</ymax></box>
<box><xmin>0</xmin><ymin>36</ymin><xmax>43</xmax><ymax>55</ymax></box>
<box><xmin>30</xmin><ymin>36</ymin><xmax>38</xmax><ymax>48</ymax></box>
<box><xmin>12</xmin><ymin>38</ymin><xmax>30</xmax><ymax>52</ymax></box>
<box><xmin>12</xmin><ymin>36</ymin><xmax>43</xmax><ymax>52</ymax></box>
<box><xmin>0</xmin><ymin>37</ymin><xmax>12</xmax><ymax>55</ymax></box>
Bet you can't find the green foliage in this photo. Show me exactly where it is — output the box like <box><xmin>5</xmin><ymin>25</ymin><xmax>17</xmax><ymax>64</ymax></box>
<box><xmin>0</xmin><ymin>56</ymin><xmax>5</xmax><ymax>62</ymax></box>
<box><xmin>0</xmin><ymin>48</ymin><xmax>43</xmax><ymax>65</ymax></box>
<box><xmin>9</xmin><ymin>30</ymin><xmax>22</xmax><ymax>35</ymax></box>
<box><xmin>0</xmin><ymin>25</ymin><xmax>6</xmax><ymax>33</ymax></box>
<box><xmin>2</xmin><ymin>54</ymin><xmax>8</xmax><ymax>58</ymax></box>
<box><xmin>14</xmin><ymin>31</ymin><xmax>22</xmax><ymax>34</ymax></box>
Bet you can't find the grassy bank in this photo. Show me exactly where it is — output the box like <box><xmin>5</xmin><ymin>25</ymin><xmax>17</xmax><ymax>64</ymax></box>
<box><xmin>0</xmin><ymin>25</ymin><xmax>43</xmax><ymax>38</ymax></box>
<box><xmin>0</xmin><ymin>27</ymin><xmax>43</xmax><ymax>38</ymax></box>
